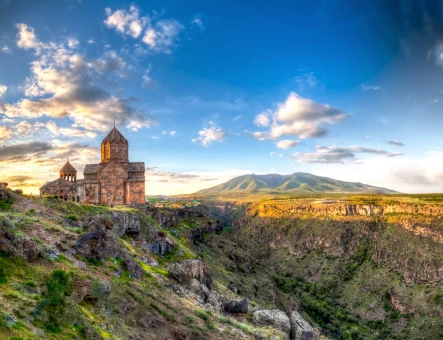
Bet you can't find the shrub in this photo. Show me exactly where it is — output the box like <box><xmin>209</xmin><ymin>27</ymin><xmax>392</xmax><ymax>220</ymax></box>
<box><xmin>66</xmin><ymin>214</ymin><xmax>78</xmax><ymax>221</ymax></box>
<box><xmin>195</xmin><ymin>309</ymin><xmax>210</xmax><ymax>321</ymax></box>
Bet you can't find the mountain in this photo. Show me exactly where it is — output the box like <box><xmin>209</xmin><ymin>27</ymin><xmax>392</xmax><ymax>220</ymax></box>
<box><xmin>194</xmin><ymin>172</ymin><xmax>397</xmax><ymax>197</ymax></box>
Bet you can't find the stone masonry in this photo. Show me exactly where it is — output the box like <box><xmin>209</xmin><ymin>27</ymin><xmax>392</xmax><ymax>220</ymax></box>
<box><xmin>40</xmin><ymin>127</ymin><xmax>145</xmax><ymax>206</ymax></box>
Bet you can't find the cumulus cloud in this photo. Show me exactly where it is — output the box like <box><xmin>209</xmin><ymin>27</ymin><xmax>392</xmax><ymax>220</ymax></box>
<box><xmin>252</xmin><ymin>92</ymin><xmax>347</xmax><ymax>140</ymax></box>
<box><xmin>192</xmin><ymin>123</ymin><xmax>226</xmax><ymax>147</ymax></box>
<box><xmin>105</xmin><ymin>5</ymin><xmax>184</xmax><ymax>54</ymax></box>
<box><xmin>104</xmin><ymin>5</ymin><xmax>146</xmax><ymax>38</ymax></box>
<box><xmin>0</xmin><ymin>126</ymin><xmax>13</xmax><ymax>140</ymax></box>
<box><xmin>2</xmin><ymin>46</ymin><xmax>11</xmax><ymax>53</ymax></box>
<box><xmin>294</xmin><ymin>145</ymin><xmax>404</xmax><ymax>164</ymax></box>
<box><xmin>14</xmin><ymin>121</ymin><xmax>33</xmax><ymax>136</ymax></box>
<box><xmin>16</xmin><ymin>23</ymin><xmax>44</xmax><ymax>53</ymax></box>
<box><xmin>2</xmin><ymin>24</ymin><xmax>155</xmax><ymax>132</ymax></box>
<box><xmin>277</xmin><ymin>139</ymin><xmax>299</xmax><ymax>149</ymax></box>
<box><xmin>0</xmin><ymin>84</ymin><xmax>7</xmax><ymax>97</ymax></box>
<box><xmin>388</xmin><ymin>140</ymin><xmax>405</xmax><ymax>147</ymax></box>
<box><xmin>254</xmin><ymin>112</ymin><xmax>271</xmax><ymax>127</ymax></box>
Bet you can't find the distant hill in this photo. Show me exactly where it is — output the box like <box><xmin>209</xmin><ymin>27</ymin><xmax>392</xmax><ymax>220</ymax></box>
<box><xmin>194</xmin><ymin>172</ymin><xmax>398</xmax><ymax>197</ymax></box>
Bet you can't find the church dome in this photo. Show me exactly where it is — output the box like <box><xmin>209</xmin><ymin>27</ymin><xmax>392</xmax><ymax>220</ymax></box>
<box><xmin>101</xmin><ymin>127</ymin><xmax>129</xmax><ymax>163</ymax></box>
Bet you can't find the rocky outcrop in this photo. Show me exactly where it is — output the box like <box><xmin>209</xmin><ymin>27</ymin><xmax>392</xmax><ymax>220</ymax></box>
<box><xmin>110</xmin><ymin>212</ymin><xmax>141</xmax><ymax>237</ymax></box>
<box><xmin>71</xmin><ymin>276</ymin><xmax>111</xmax><ymax>303</ymax></box>
<box><xmin>0</xmin><ymin>182</ymin><xmax>8</xmax><ymax>188</ymax></box>
<box><xmin>74</xmin><ymin>230</ymin><xmax>121</xmax><ymax>260</ymax></box>
<box><xmin>0</xmin><ymin>229</ymin><xmax>40</xmax><ymax>262</ymax></box>
<box><xmin>224</xmin><ymin>298</ymin><xmax>248</xmax><ymax>314</ymax></box>
<box><xmin>290</xmin><ymin>311</ymin><xmax>320</xmax><ymax>340</ymax></box>
<box><xmin>148</xmin><ymin>231</ymin><xmax>175</xmax><ymax>255</ymax></box>
<box><xmin>168</xmin><ymin>260</ymin><xmax>212</xmax><ymax>289</ymax></box>
<box><xmin>146</xmin><ymin>208</ymin><xmax>206</xmax><ymax>228</ymax></box>
<box><xmin>253</xmin><ymin>310</ymin><xmax>291</xmax><ymax>335</ymax></box>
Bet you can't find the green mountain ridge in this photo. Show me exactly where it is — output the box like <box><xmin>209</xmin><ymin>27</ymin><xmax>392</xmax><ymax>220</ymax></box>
<box><xmin>194</xmin><ymin>172</ymin><xmax>398</xmax><ymax>196</ymax></box>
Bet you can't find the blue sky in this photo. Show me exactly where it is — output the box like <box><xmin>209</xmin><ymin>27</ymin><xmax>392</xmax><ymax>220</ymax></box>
<box><xmin>1</xmin><ymin>0</ymin><xmax>443</xmax><ymax>194</ymax></box>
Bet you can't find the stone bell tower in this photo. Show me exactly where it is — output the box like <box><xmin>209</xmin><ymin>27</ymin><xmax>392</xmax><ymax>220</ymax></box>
<box><xmin>59</xmin><ymin>160</ymin><xmax>77</xmax><ymax>182</ymax></box>
<box><xmin>100</xmin><ymin>127</ymin><xmax>129</xmax><ymax>165</ymax></box>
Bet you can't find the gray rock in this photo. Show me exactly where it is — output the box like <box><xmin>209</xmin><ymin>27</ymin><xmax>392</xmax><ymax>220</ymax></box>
<box><xmin>290</xmin><ymin>310</ymin><xmax>320</xmax><ymax>340</ymax></box>
<box><xmin>224</xmin><ymin>298</ymin><xmax>248</xmax><ymax>314</ymax></box>
<box><xmin>0</xmin><ymin>230</ymin><xmax>40</xmax><ymax>262</ymax></box>
<box><xmin>253</xmin><ymin>309</ymin><xmax>291</xmax><ymax>335</ymax></box>
<box><xmin>168</xmin><ymin>260</ymin><xmax>212</xmax><ymax>289</ymax></box>
<box><xmin>206</xmin><ymin>290</ymin><xmax>223</xmax><ymax>314</ymax></box>
<box><xmin>111</xmin><ymin>212</ymin><xmax>141</xmax><ymax>237</ymax></box>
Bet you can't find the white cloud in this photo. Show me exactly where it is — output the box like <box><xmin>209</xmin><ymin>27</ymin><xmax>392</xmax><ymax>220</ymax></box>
<box><xmin>3</xmin><ymin>24</ymin><xmax>155</xmax><ymax>133</ymax></box>
<box><xmin>191</xmin><ymin>15</ymin><xmax>204</xmax><ymax>31</ymax></box>
<box><xmin>14</xmin><ymin>121</ymin><xmax>33</xmax><ymax>136</ymax></box>
<box><xmin>170</xmin><ymin>131</ymin><xmax>176</xmax><ymax>136</ymax></box>
<box><xmin>16</xmin><ymin>23</ymin><xmax>45</xmax><ymax>53</ymax></box>
<box><xmin>45</xmin><ymin>121</ymin><xmax>97</xmax><ymax>138</ymax></box>
<box><xmin>253</xmin><ymin>92</ymin><xmax>347</xmax><ymax>140</ymax></box>
<box><xmin>277</xmin><ymin>139</ymin><xmax>299</xmax><ymax>149</ymax></box>
<box><xmin>233</xmin><ymin>115</ymin><xmax>242</xmax><ymax>121</ymax></box>
<box><xmin>2</xmin><ymin>46</ymin><xmax>11</xmax><ymax>53</ymax></box>
<box><xmin>66</xmin><ymin>37</ymin><xmax>79</xmax><ymax>48</ymax></box>
<box><xmin>87</xmin><ymin>39</ymin><xmax>95</xmax><ymax>44</ymax></box>
<box><xmin>104</xmin><ymin>5</ymin><xmax>146</xmax><ymax>38</ymax></box>
<box><xmin>104</xmin><ymin>5</ymin><xmax>184</xmax><ymax>54</ymax></box>
<box><xmin>254</xmin><ymin>112</ymin><xmax>271</xmax><ymax>127</ymax></box>
<box><xmin>142</xmin><ymin>19</ymin><xmax>184</xmax><ymax>53</ymax></box>
<box><xmin>0</xmin><ymin>126</ymin><xmax>13</xmax><ymax>140</ymax></box>
<box><xmin>192</xmin><ymin>123</ymin><xmax>226</xmax><ymax>147</ymax></box>
<box><xmin>0</xmin><ymin>84</ymin><xmax>7</xmax><ymax>97</ymax></box>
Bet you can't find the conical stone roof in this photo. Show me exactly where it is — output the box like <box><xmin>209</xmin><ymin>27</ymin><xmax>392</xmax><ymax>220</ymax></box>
<box><xmin>102</xmin><ymin>127</ymin><xmax>128</xmax><ymax>144</ymax></box>
<box><xmin>60</xmin><ymin>161</ymin><xmax>77</xmax><ymax>173</ymax></box>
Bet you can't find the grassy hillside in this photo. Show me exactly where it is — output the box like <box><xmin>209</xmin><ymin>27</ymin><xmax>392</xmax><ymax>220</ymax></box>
<box><xmin>193</xmin><ymin>173</ymin><xmax>397</xmax><ymax>200</ymax></box>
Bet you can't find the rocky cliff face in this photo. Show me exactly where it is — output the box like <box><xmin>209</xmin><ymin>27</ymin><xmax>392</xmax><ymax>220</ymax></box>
<box><xmin>234</xmin><ymin>202</ymin><xmax>443</xmax><ymax>284</ymax></box>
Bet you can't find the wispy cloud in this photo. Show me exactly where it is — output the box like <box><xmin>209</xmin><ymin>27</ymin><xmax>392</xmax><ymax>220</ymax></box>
<box><xmin>388</xmin><ymin>140</ymin><xmax>405</xmax><ymax>147</ymax></box>
<box><xmin>0</xmin><ymin>84</ymin><xmax>7</xmax><ymax>97</ymax></box>
<box><xmin>293</xmin><ymin>145</ymin><xmax>404</xmax><ymax>164</ymax></box>
<box><xmin>361</xmin><ymin>84</ymin><xmax>381</xmax><ymax>91</ymax></box>
<box><xmin>191</xmin><ymin>15</ymin><xmax>204</xmax><ymax>31</ymax></box>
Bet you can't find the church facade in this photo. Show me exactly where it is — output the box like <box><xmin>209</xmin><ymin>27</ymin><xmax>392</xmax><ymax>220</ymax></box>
<box><xmin>39</xmin><ymin>127</ymin><xmax>145</xmax><ymax>206</ymax></box>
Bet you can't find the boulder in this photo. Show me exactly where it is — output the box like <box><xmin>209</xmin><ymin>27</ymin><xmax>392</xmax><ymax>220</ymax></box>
<box><xmin>253</xmin><ymin>310</ymin><xmax>291</xmax><ymax>335</ymax></box>
<box><xmin>206</xmin><ymin>290</ymin><xmax>223</xmax><ymax>314</ymax></box>
<box><xmin>224</xmin><ymin>298</ymin><xmax>248</xmax><ymax>314</ymax></box>
<box><xmin>0</xmin><ymin>182</ymin><xmax>8</xmax><ymax>188</ymax></box>
<box><xmin>168</xmin><ymin>260</ymin><xmax>212</xmax><ymax>289</ymax></box>
<box><xmin>188</xmin><ymin>278</ymin><xmax>210</xmax><ymax>304</ymax></box>
<box><xmin>290</xmin><ymin>311</ymin><xmax>320</xmax><ymax>340</ymax></box>
<box><xmin>14</xmin><ymin>189</ymin><xmax>23</xmax><ymax>195</ymax></box>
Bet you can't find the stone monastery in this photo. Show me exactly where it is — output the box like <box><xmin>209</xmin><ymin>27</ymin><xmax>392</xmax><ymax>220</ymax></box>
<box><xmin>39</xmin><ymin>127</ymin><xmax>145</xmax><ymax>206</ymax></box>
